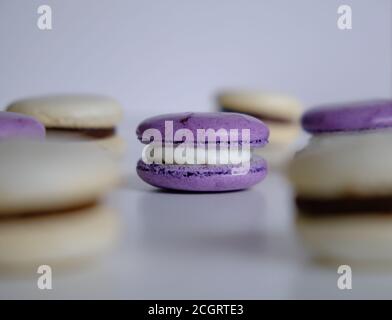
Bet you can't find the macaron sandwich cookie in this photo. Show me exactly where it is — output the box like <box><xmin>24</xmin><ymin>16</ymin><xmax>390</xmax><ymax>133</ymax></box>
<box><xmin>289</xmin><ymin>99</ymin><xmax>392</xmax><ymax>263</ymax></box>
<box><xmin>6</xmin><ymin>94</ymin><xmax>125</xmax><ymax>157</ymax></box>
<box><xmin>217</xmin><ymin>91</ymin><xmax>302</xmax><ymax>167</ymax></box>
<box><xmin>136</xmin><ymin>112</ymin><xmax>269</xmax><ymax>192</ymax></box>
<box><xmin>0</xmin><ymin>141</ymin><xmax>120</xmax><ymax>267</ymax></box>
<box><xmin>0</xmin><ymin>111</ymin><xmax>45</xmax><ymax>140</ymax></box>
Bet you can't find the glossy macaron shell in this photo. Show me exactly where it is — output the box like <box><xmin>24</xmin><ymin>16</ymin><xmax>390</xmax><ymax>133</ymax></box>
<box><xmin>302</xmin><ymin>99</ymin><xmax>392</xmax><ymax>134</ymax></box>
<box><xmin>136</xmin><ymin>112</ymin><xmax>269</xmax><ymax>147</ymax></box>
<box><xmin>0</xmin><ymin>111</ymin><xmax>45</xmax><ymax>140</ymax></box>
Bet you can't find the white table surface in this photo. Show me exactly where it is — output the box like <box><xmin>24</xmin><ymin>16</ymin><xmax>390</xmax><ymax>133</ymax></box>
<box><xmin>1</xmin><ymin>118</ymin><xmax>392</xmax><ymax>300</ymax></box>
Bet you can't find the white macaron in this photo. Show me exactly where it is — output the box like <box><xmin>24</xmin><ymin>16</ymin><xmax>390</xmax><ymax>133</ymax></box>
<box><xmin>7</xmin><ymin>94</ymin><xmax>126</xmax><ymax>157</ymax></box>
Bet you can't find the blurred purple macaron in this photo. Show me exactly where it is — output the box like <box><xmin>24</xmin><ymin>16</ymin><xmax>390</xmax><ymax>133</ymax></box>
<box><xmin>302</xmin><ymin>99</ymin><xmax>392</xmax><ymax>134</ymax></box>
<box><xmin>0</xmin><ymin>111</ymin><xmax>45</xmax><ymax>140</ymax></box>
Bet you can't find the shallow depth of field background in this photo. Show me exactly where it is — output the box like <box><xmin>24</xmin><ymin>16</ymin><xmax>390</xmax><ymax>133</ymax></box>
<box><xmin>0</xmin><ymin>0</ymin><xmax>391</xmax><ymax>119</ymax></box>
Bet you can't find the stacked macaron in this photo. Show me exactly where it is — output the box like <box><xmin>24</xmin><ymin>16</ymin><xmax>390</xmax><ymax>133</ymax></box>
<box><xmin>289</xmin><ymin>99</ymin><xmax>392</xmax><ymax>263</ymax></box>
<box><xmin>136</xmin><ymin>112</ymin><xmax>269</xmax><ymax>192</ymax></box>
<box><xmin>6</xmin><ymin>94</ymin><xmax>126</xmax><ymax>157</ymax></box>
<box><xmin>0</xmin><ymin>140</ymin><xmax>120</xmax><ymax>267</ymax></box>
<box><xmin>217</xmin><ymin>91</ymin><xmax>302</xmax><ymax>167</ymax></box>
<box><xmin>0</xmin><ymin>108</ymin><xmax>120</xmax><ymax>267</ymax></box>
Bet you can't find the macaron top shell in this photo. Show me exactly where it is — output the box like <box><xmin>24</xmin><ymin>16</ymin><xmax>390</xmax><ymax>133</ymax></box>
<box><xmin>136</xmin><ymin>112</ymin><xmax>269</xmax><ymax>147</ymax></box>
<box><xmin>0</xmin><ymin>111</ymin><xmax>45</xmax><ymax>140</ymax></box>
<box><xmin>217</xmin><ymin>91</ymin><xmax>302</xmax><ymax>121</ymax></box>
<box><xmin>7</xmin><ymin>94</ymin><xmax>123</xmax><ymax>129</ymax></box>
<box><xmin>0</xmin><ymin>141</ymin><xmax>120</xmax><ymax>215</ymax></box>
<box><xmin>302</xmin><ymin>99</ymin><xmax>392</xmax><ymax>134</ymax></box>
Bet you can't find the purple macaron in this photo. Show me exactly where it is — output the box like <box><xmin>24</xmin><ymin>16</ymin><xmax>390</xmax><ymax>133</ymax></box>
<box><xmin>0</xmin><ymin>111</ymin><xmax>45</xmax><ymax>140</ymax></box>
<box><xmin>136</xmin><ymin>112</ymin><xmax>269</xmax><ymax>192</ymax></box>
<box><xmin>302</xmin><ymin>99</ymin><xmax>392</xmax><ymax>134</ymax></box>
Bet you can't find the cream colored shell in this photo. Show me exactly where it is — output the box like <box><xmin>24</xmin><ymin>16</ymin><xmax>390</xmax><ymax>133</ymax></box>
<box><xmin>218</xmin><ymin>91</ymin><xmax>302</xmax><ymax>120</ymax></box>
<box><xmin>94</xmin><ymin>135</ymin><xmax>127</xmax><ymax>157</ymax></box>
<box><xmin>297</xmin><ymin>213</ymin><xmax>392</xmax><ymax>263</ymax></box>
<box><xmin>264</xmin><ymin>121</ymin><xmax>300</xmax><ymax>145</ymax></box>
<box><xmin>288</xmin><ymin>132</ymin><xmax>392</xmax><ymax>198</ymax></box>
<box><xmin>0</xmin><ymin>141</ymin><xmax>120</xmax><ymax>215</ymax></box>
<box><xmin>7</xmin><ymin>94</ymin><xmax>123</xmax><ymax>128</ymax></box>
<box><xmin>254</xmin><ymin>143</ymin><xmax>296</xmax><ymax>169</ymax></box>
<box><xmin>46</xmin><ymin>130</ymin><xmax>127</xmax><ymax>158</ymax></box>
<box><xmin>0</xmin><ymin>205</ymin><xmax>119</xmax><ymax>266</ymax></box>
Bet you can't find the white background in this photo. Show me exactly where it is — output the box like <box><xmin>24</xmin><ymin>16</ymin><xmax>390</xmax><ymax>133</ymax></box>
<box><xmin>0</xmin><ymin>0</ymin><xmax>391</xmax><ymax>118</ymax></box>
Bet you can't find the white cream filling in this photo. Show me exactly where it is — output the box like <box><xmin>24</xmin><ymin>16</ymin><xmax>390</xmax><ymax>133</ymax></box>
<box><xmin>142</xmin><ymin>144</ymin><xmax>252</xmax><ymax>165</ymax></box>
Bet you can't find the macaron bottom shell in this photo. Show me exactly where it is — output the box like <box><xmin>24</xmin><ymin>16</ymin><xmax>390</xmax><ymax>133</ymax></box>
<box><xmin>296</xmin><ymin>212</ymin><xmax>392</xmax><ymax>264</ymax></box>
<box><xmin>0</xmin><ymin>205</ymin><xmax>119</xmax><ymax>268</ymax></box>
<box><xmin>136</xmin><ymin>156</ymin><xmax>267</xmax><ymax>192</ymax></box>
<box><xmin>254</xmin><ymin>144</ymin><xmax>296</xmax><ymax>169</ymax></box>
<box><xmin>46</xmin><ymin>130</ymin><xmax>127</xmax><ymax>158</ymax></box>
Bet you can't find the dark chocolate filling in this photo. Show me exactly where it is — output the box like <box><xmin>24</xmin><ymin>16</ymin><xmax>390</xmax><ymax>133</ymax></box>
<box><xmin>220</xmin><ymin>107</ymin><xmax>294</xmax><ymax>124</ymax></box>
<box><xmin>296</xmin><ymin>196</ymin><xmax>392</xmax><ymax>216</ymax></box>
<box><xmin>48</xmin><ymin>128</ymin><xmax>116</xmax><ymax>139</ymax></box>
